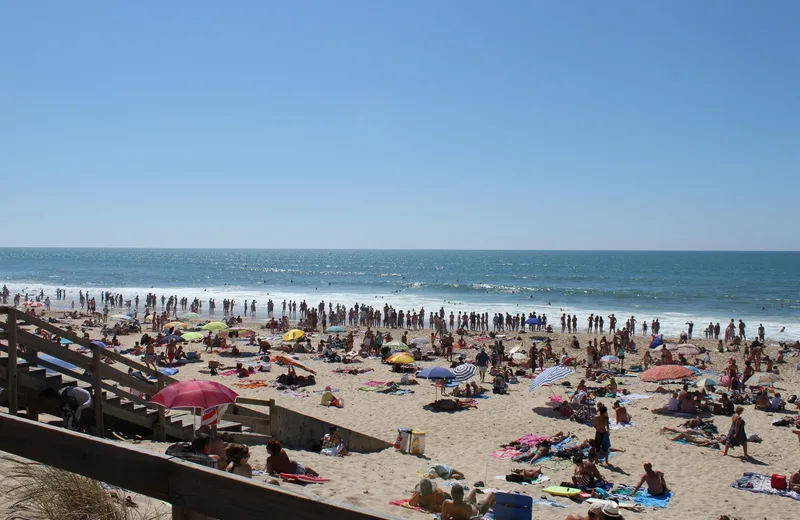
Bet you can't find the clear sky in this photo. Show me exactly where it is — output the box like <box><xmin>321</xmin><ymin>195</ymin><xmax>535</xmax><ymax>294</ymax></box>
<box><xmin>1</xmin><ymin>1</ymin><xmax>798</xmax><ymax>250</ymax></box>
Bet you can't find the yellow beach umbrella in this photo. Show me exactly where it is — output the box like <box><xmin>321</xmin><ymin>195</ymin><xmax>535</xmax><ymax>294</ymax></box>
<box><xmin>164</xmin><ymin>321</ymin><xmax>188</xmax><ymax>329</ymax></box>
<box><xmin>282</xmin><ymin>329</ymin><xmax>305</xmax><ymax>341</ymax></box>
<box><xmin>182</xmin><ymin>332</ymin><xmax>205</xmax><ymax>342</ymax></box>
<box><xmin>202</xmin><ymin>321</ymin><xmax>229</xmax><ymax>331</ymax></box>
<box><xmin>387</xmin><ymin>353</ymin><xmax>415</xmax><ymax>365</ymax></box>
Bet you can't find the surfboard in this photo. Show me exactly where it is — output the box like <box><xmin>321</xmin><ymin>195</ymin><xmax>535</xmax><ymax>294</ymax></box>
<box><xmin>279</xmin><ymin>473</ymin><xmax>330</xmax><ymax>484</ymax></box>
<box><xmin>586</xmin><ymin>498</ymin><xmax>640</xmax><ymax>510</ymax></box>
<box><xmin>542</xmin><ymin>486</ymin><xmax>582</xmax><ymax>497</ymax></box>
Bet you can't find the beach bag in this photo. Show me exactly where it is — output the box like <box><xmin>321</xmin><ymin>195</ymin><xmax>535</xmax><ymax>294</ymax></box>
<box><xmin>771</xmin><ymin>474</ymin><xmax>787</xmax><ymax>490</ymax></box>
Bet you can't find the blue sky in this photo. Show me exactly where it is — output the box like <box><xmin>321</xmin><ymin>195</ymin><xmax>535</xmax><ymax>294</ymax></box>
<box><xmin>1</xmin><ymin>1</ymin><xmax>798</xmax><ymax>250</ymax></box>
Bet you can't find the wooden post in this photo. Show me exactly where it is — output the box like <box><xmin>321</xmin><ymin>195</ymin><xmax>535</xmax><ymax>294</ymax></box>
<box><xmin>27</xmin><ymin>339</ymin><xmax>39</xmax><ymax>421</ymax></box>
<box><xmin>155</xmin><ymin>373</ymin><xmax>166</xmax><ymax>441</ymax></box>
<box><xmin>7</xmin><ymin>309</ymin><xmax>18</xmax><ymax>415</ymax></box>
<box><xmin>92</xmin><ymin>346</ymin><xmax>104</xmax><ymax>437</ymax></box>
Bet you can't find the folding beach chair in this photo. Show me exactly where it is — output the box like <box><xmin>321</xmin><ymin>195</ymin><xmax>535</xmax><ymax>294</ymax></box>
<box><xmin>493</xmin><ymin>491</ymin><xmax>533</xmax><ymax>520</ymax></box>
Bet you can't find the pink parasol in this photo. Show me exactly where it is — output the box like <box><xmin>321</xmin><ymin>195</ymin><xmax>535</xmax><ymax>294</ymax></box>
<box><xmin>151</xmin><ymin>380</ymin><xmax>238</xmax><ymax>409</ymax></box>
<box><xmin>639</xmin><ymin>365</ymin><xmax>695</xmax><ymax>382</ymax></box>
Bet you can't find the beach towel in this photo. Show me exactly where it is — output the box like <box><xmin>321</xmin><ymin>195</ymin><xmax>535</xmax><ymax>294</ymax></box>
<box><xmin>609</xmin><ymin>419</ymin><xmax>637</xmax><ymax>430</ymax></box>
<box><xmin>280</xmin><ymin>390</ymin><xmax>310</xmax><ymax>398</ymax></box>
<box><xmin>363</xmin><ymin>380</ymin><xmax>387</xmax><ymax>386</ymax></box>
<box><xmin>494</xmin><ymin>475</ymin><xmax>550</xmax><ymax>486</ymax></box>
<box><xmin>612</xmin><ymin>484</ymin><xmax>674</xmax><ymax>508</ymax></box>
<box><xmin>388</xmin><ymin>499</ymin><xmax>427</xmax><ymax>513</ymax></box>
<box><xmin>380</xmin><ymin>389</ymin><xmax>413</xmax><ymax>396</ymax></box>
<box><xmin>672</xmin><ymin>438</ymin><xmax>720</xmax><ymax>450</ymax></box>
<box><xmin>731</xmin><ymin>473</ymin><xmax>800</xmax><ymax>501</ymax></box>
<box><xmin>234</xmin><ymin>381</ymin><xmax>271</xmax><ymax>389</ymax></box>
<box><xmin>490</xmin><ymin>448</ymin><xmax>524</xmax><ymax>460</ymax></box>
<box><xmin>220</xmin><ymin>369</ymin><xmax>239</xmax><ymax>376</ymax></box>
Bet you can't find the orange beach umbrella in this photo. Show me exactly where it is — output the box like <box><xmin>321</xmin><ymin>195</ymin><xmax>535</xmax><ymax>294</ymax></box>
<box><xmin>272</xmin><ymin>354</ymin><xmax>316</xmax><ymax>375</ymax></box>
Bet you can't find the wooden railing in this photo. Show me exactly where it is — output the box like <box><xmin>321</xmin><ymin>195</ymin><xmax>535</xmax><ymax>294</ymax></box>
<box><xmin>0</xmin><ymin>413</ymin><xmax>399</xmax><ymax>520</ymax></box>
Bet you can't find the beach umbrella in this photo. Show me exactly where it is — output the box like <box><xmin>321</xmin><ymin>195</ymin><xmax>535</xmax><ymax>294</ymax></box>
<box><xmin>676</xmin><ymin>345</ymin><xmax>701</xmax><ymax>356</ymax></box>
<box><xmin>203</xmin><ymin>321</ymin><xmax>229</xmax><ymax>331</ymax></box>
<box><xmin>649</xmin><ymin>335</ymin><xmax>664</xmax><ymax>348</ymax></box>
<box><xmin>151</xmin><ymin>380</ymin><xmax>238</xmax><ymax>410</ymax></box>
<box><xmin>525</xmin><ymin>317</ymin><xmax>543</xmax><ymax>326</ymax></box>
<box><xmin>22</xmin><ymin>301</ymin><xmax>43</xmax><ymax>307</ymax></box>
<box><xmin>695</xmin><ymin>377</ymin><xmax>718</xmax><ymax>388</ymax></box>
<box><xmin>600</xmin><ymin>355</ymin><xmax>620</xmax><ymax>364</ymax></box>
<box><xmin>638</xmin><ymin>365</ymin><xmax>695</xmax><ymax>382</ymax></box>
<box><xmin>511</xmin><ymin>352</ymin><xmax>528</xmax><ymax>361</ymax></box>
<box><xmin>452</xmin><ymin>363</ymin><xmax>477</xmax><ymax>382</ymax></box>
<box><xmin>282</xmin><ymin>329</ymin><xmax>305</xmax><ymax>341</ymax></box>
<box><xmin>416</xmin><ymin>366</ymin><xmax>456</xmax><ymax>380</ymax></box>
<box><xmin>410</xmin><ymin>337</ymin><xmax>429</xmax><ymax>345</ymax></box>
<box><xmin>222</xmin><ymin>328</ymin><xmax>256</xmax><ymax>338</ymax></box>
<box><xmin>326</xmin><ymin>326</ymin><xmax>346</xmax><ymax>333</ymax></box>
<box><xmin>745</xmin><ymin>372</ymin><xmax>780</xmax><ymax>387</ymax></box>
<box><xmin>528</xmin><ymin>366</ymin><xmax>574</xmax><ymax>392</ymax></box>
<box><xmin>180</xmin><ymin>312</ymin><xmax>201</xmax><ymax>320</ymax></box>
<box><xmin>385</xmin><ymin>340</ymin><xmax>410</xmax><ymax>352</ymax></box>
<box><xmin>387</xmin><ymin>353</ymin><xmax>415</xmax><ymax>365</ymax></box>
<box><xmin>475</xmin><ymin>336</ymin><xmax>491</xmax><ymax>342</ymax></box>
<box><xmin>164</xmin><ymin>321</ymin><xmax>188</xmax><ymax>329</ymax></box>
<box><xmin>110</xmin><ymin>314</ymin><xmax>133</xmax><ymax>321</ymax></box>
<box><xmin>182</xmin><ymin>332</ymin><xmax>205</xmax><ymax>342</ymax></box>
<box><xmin>272</xmin><ymin>354</ymin><xmax>316</xmax><ymax>374</ymax></box>
<box><xmin>91</xmin><ymin>340</ymin><xmax>109</xmax><ymax>349</ymax></box>
<box><xmin>157</xmin><ymin>334</ymin><xmax>185</xmax><ymax>344</ymax></box>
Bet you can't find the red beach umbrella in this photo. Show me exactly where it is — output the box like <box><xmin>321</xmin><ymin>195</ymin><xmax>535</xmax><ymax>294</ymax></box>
<box><xmin>151</xmin><ymin>380</ymin><xmax>238</xmax><ymax>409</ymax></box>
<box><xmin>639</xmin><ymin>365</ymin><xmax>695</xmax><ymax>382</ymax></box>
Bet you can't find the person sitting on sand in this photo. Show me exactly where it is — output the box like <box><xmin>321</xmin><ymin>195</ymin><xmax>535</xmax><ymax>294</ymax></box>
<box><xmin>493</xmin><ymin>373</ymin><xmax>508</xmax><ymax>394</ymax></box>
<box><xmin>408</xmin><ymin>478</ymin><xmax>448</xmax><ymax>513</ymax></box>
<box><xmin>225</xmin><ymin>444</ymin><xmax>253</xmax><ymax>478</ymax></box>
<box><xmin>606</xmin><ymin>378</ymin><xmax>618</xmax><ymax>396</ymax></box>
<box><xmin>770</xmin><ymin>392</ymin><xmax>785</xmax><ymax>411</ymax></box>
<box><xmin>428</xmin><ymin>463</ymin><xmax>465</xmax><ymax>480</ymax></box>
<box><xmin>266</xmin><ymin>439</ymin><xmax>319</xmax><ymax>477</ymax></box>
<box><xmin>321</xmin><ymin>426</ymin><xmax>348</xmax><ymax>456</ymax></box>
<box><xmin>717</xmin><ymin>393</ymin><xmax>735</xmax><ymax>415</ymax></box>
<box><xmin>613</xmin><ymin>400</ymin><xmax>632</xmax><ymax>424</ymax></box>
<box><xmin>571</xmin><ymin>454</ymin><xmax>604</xmax><ymax>488</ymax></box>
<box><xmin>320</xmin><ymin>386</ymin><xmax>342</xmax><ymax>407</ymax></box>
<box><xmin>400</xmin><ymin>372</ymin><xmax>418</xmax><ymax>385</ymax></box>
<box><xmin>631</xmin><ymin>462</ymin><xmax>668</xmax><ymax>496</ymax></box>
<box><xmin>440</xmin><ymin>482</ymin><xmax>495</xmax><ymax>520</ymax></box>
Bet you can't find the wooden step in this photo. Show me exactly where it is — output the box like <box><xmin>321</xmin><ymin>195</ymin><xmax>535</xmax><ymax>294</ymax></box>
<box><xmin>27</xmin><ymin>367</ymin><xmax>47</xmax><ymax>378</ymax></box>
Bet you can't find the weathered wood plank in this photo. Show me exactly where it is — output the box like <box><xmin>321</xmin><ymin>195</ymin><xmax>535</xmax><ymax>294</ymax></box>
<box><xmin>92</xmin><ymin>347</ymin><xmax>104</xmax><ymax>436</ymax></box>
<box><xmin>0</xmin><ymin>414</ymin><xmax>401</xmax><ymax>520</ymax></box>
<box><xmin>7</xmin><ymin>309</ymin><xmax>18</xmax><ymax>414</ymax></box>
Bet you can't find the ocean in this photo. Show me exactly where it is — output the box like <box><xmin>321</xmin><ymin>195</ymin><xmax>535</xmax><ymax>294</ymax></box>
<box><xmin>0</xmin><ymin>249</ymin><xmax>798</xmax><ymax>340</ymax></box>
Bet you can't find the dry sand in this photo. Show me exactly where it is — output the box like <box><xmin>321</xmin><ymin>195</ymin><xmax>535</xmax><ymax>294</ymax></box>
<box><xmin>3</xmin><ymin>311</ymin><xmax>800</xmax><ymax>520</ymax></box>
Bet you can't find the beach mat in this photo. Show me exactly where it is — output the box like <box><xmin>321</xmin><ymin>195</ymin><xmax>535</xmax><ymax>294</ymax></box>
<box><xmin>612</xmin><ymin>484</ymin><xmax>674</xmax><ymax>508</ymax></box>
<box><xmin>731</xmin><ymin>473</ymin><xmax>800</xmax><ymax>501</ymax></box>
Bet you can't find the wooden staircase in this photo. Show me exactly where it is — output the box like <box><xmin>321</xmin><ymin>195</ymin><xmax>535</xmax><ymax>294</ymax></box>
<box><xmin>0</xmin><ymin>306</ymin><xmax>270</xmax><ymax>441</ymax></box>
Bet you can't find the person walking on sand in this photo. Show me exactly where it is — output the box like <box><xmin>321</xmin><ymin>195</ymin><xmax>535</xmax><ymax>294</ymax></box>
<box><xmin>593</xmin><ymin>404</ymin><xmax>611</xmax><ymax>464</ymax></box>
<box><xmin>722</xmin><ymin>406</ymin><xmax>749</xmax><ymax>459</ymax></box>
<box><xmin>476</xmin><ymin>347</ymin><xmax>489</xmax><ymax>383</ymax></box>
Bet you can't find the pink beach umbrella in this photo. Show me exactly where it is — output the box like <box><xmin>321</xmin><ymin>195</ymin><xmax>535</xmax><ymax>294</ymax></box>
<box><xmin>151</xmin><ymin>380</ymin><xmax>238</xmax><ymax>410</ymax></box>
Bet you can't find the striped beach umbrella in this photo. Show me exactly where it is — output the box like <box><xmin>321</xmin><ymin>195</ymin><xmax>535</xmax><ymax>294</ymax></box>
<box><xmin>452</xmin><ymin>363</ymin><xmax>477</xmax><ymax>382</ymax></box>
<box><xmin>600</xmin><ymin>355</ymin><xmax>620</xmax><ymax>364</ymax></box>
<box><xmin>528</xmin><ymin>366</ymin><xmax>574</xmax><ymax>392</ymax></box>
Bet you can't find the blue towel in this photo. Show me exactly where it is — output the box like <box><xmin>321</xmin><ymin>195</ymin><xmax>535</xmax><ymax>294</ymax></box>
<box><xmin>39</xmin><ymin>354</ymin><xmax>78</xmax><ymax>371</ymax></box>
<box><xmin>731</xmin><ymin>472</ymin><xmax>800</xmax><ymax>501</ymax></box>
<box><xmin>612</xmin><ymin>484</ymin><xmax>674</xmax><ymax>508</ymax></box>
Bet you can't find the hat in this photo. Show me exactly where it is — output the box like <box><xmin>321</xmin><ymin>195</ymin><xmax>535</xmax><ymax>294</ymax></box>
<box><xmin>415</xmin><ymin>478</ymin><xmax>437</xmax><ymax>495</ymax></box>
<box><xmin>588</xmin><ymin>504</ymin><xmax>604</xmax><ymax>514</ymax></box>
<box><xmin>325</xmin><ymin>385</ymin><xmax>332</xmax><ymax>391</ymax></box>
<box><xmin>602</xmin><ymin>502</ymin><xmax>621</xmax><ymax>517</ymax></box>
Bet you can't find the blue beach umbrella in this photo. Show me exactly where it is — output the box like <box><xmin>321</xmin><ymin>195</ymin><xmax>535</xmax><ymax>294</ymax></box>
<box><xmin>158</xmin><ymin>334</ymin><xmax>185</xmax><ymax>344</ymax></box>
<box><xmin>525</xmin><ymin>317</ymin><xmax>543</xmax><ymax>326</ymax></box>
<box><xmin>649</xmin><ymin>335</ymin><xmax>664</xmax><ymax>348</ymax></box>
<box><xmin>416</xmin><ymin>366</ymin><xmax>456</xmax><ymax>380</ymax></box>
<box><xmin>326</xmin><ymin>326</ymin><xmax>346</xmax><ymax>333</ymax></box>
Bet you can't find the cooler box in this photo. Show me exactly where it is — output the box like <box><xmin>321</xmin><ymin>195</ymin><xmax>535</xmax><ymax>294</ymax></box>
<box><xmin>394</xmin><ymin>427</ymin><xmax>412</xmax><ymax>452</ymax></box>
<box><xmin>771</xmin><ymin>474</ymin><xmax>787</xmax><ymax>490</ymax></box>
<box><xmin>494</xmin><ymin>492</ymin><xmax>533</xmax><ymax>520</ymax></box>
<box><xmin>410</xmin><ymin>431</ymin><xmax>426</xmax><ymax>455</ymax></box>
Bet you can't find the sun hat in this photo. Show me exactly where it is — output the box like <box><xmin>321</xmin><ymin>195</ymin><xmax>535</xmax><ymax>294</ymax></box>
<box><xmin>588</xmin><ymin>504</ymin><xmax>604</xmax><ymax>514</ymax></box>
<box><xmin>325</xmin><ymin>385</ymin><xmax>332</xmax><ymax>391</ymax></box>
<box><xmin>602</xmin><ymin>502</ymin><xmax>621</xmax><ymax>517</ymax></box>
<box><xmin>415</xmin><ymin>478</ymin><xmax>437</xmax><ymax>495</ymax></box>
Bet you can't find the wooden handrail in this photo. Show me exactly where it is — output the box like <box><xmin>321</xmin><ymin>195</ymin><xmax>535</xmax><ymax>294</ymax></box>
<box><xmin>0</xmin><ymin>414</ymin><xmax>400</xmax><ymax>520</ymax></box>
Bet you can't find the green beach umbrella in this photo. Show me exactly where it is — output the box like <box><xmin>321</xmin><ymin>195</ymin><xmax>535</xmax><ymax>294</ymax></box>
<box><xmin>202</xmin><ymin>321</ymin><xmax>229</xmax><ymax>331</ymax></box>
<box><xmin>181</xmin><ymin>312</ymin><xmax>201</xmax><ymax>320</ymax></box>
<box><xmin>384</xmin><ymin>340</ymin><xmax>410</xmax><ymax>351</ymax></box>
<box><xmin>182</xmin><ymin>332</ymin><xmax>205</xmax><ymax>342</ymax></box>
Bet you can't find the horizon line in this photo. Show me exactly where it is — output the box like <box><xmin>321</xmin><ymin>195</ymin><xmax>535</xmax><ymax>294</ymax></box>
<box><xmin>0</xmin><ymin>247</ymin><xmax>798</xmax><ymax>253</ymax></box>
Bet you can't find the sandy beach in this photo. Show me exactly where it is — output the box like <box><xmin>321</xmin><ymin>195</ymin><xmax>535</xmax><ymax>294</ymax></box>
<box><xmin>2</xmin><ymin>308</ymin><xmax>800</xmax><ymax>520</ymax></box>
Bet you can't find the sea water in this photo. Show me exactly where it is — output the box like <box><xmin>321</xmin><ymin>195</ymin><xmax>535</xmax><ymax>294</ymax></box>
<box><xmin>0</xmin><ymin>249</ymin><xmax>798</xmax><ymax>340</ymax></box>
